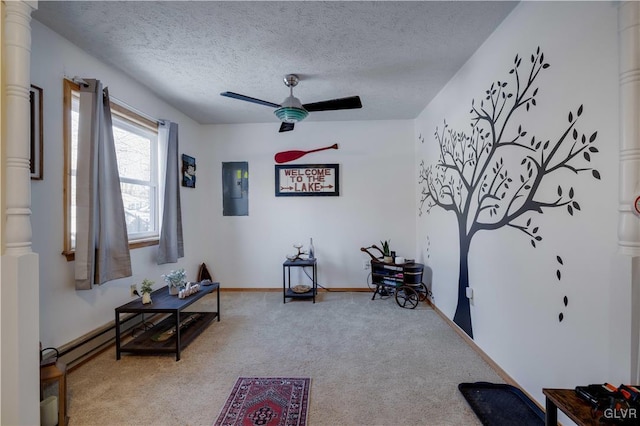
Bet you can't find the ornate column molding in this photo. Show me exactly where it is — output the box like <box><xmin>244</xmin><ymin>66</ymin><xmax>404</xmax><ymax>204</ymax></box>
<box><xmin>2</xmin><ymin>0</ymin><xmax>34</xmax><ymax>255</ymax></box>
<box><xmin>619</xmin><ymin>1</ymin><xmax>640</xmax><ymax>256</ymax></box>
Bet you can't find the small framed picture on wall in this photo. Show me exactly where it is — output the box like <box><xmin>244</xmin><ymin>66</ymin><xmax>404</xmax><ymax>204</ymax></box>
<box><xmin>182</xmin><ymin>154</ymin><xmax>196</xmax><ymax>188</ymax></box>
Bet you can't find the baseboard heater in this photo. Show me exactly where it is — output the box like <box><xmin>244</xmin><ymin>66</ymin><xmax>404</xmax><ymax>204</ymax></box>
<box><xmin>56</xmin><ymin>312</ymin><xmax>164</xmax><ymax>370</ymax></box>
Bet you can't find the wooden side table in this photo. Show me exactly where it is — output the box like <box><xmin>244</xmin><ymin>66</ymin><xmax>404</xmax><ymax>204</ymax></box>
<box><xmin>543</xmin><ymin>388</ymin><xmax>621</xmax><ymax>426</ymax></box>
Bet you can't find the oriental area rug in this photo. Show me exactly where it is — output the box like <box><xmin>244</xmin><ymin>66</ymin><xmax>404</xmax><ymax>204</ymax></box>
<box><xmin>214</xmin><ymin>377</ymin><xmax>310</xmax><ymax>426</ymax></box>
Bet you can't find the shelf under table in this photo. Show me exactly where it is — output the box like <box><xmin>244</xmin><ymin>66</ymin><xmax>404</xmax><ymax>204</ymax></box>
<box><xmin>120</xmin><ymin>312</ymin><xmax>218</xmax><ymax>355</ymax></box>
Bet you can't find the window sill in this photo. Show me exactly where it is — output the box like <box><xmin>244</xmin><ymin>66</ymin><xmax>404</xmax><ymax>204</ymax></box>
<box><xmin>62</xmin><ymin>238</ymin><xmax>159</xmax><ymax>262</ymax></box>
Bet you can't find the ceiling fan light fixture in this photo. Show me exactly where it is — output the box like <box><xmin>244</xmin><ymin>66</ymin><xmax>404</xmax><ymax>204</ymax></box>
<box><xmin>274</xmin><ymin>95</ymin><xmax>309</xmax><ymax>123</ymax></box>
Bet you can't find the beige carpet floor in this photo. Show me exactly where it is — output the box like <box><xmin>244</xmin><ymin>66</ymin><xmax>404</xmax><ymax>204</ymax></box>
<box><xmin>65</xmin><ymin>291</ymin><xmax>503</xmax><ymax>425</ymax></box>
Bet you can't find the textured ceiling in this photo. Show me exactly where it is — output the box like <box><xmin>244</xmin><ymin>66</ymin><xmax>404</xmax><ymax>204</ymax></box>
<box><xmin>33</xmin><ymin>1</ymin><xmax>518</xmax><ymax>125</ymax></box>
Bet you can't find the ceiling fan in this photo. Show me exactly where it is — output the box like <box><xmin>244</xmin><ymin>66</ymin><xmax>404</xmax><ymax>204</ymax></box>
<box><xmin>220</xmin><ymin>74</ymin><xmax>362</xmax><ymax>133</ymax></box>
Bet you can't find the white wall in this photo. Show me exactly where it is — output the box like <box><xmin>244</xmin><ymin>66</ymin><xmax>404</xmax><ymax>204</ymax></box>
<box><xmin>31</xmin><ymin>19</ymin><xmax>417</xmax><ymax>348</ymax></box>
<box><xmin>30</xmin><ymin>20</ymin><xmax>209</xmax><ymax>348</ymax></box>
<box><xmin>201</xmin><ymin>120</ymin><xmax>416</xmax><ymax>289</ymax></box>
<box><xmin>415</xmin><ymin>0</ymin><xmax>625</xmax><ymax>416</ymax></box>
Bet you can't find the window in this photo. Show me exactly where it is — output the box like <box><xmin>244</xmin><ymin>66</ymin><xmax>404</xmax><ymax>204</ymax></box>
<box><xmin>63</xmin><ymin>80</ymin><xmax>159</xmax><ymax>260</ymax></box>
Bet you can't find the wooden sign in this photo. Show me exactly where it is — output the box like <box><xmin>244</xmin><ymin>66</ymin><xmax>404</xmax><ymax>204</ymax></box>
<box><xmin>275</xmin><ymin>164</ymin><xmax>339</xmax><ymax>197</ymax></box>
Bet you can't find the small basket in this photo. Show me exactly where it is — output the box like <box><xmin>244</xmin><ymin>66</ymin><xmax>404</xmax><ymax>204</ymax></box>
<box><xmin>292</xmin><ymin>285</ymin><xmax>311</xmax><ymax>294</ymax></box>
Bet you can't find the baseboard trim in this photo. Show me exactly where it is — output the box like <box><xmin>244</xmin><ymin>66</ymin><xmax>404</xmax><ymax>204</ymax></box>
<box><xmin>57</xmin><ymin>312</ymin><xmax>162</xmax><ymax>371</ymax></box>
<box><xmin>220</xmin><ymin>287</ymin><xmax>370</xmax><ymax>292</ymax></box>
<box><xmin>428</xmin><ymin>299</ymin><xmax>544</xmax><ymax>411</ymax></box>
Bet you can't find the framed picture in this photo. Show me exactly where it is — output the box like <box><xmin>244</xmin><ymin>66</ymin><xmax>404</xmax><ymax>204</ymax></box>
<box><xmin>275</xmin><ymin>164</ymin><xmax>339</xmax><ymax>197</ymax></box>
<box><xmin>181</xmin><ymin>154</ymin><xmax>196</xmax><ymax>188</ymax></box>
<box><xmin>30</xmin><ymin>85</ymin><xmax>43</xmax><ymax>180</ymax></box>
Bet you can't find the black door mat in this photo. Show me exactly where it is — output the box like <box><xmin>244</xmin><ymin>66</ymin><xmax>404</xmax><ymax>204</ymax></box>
<box><xmin>459</xmin><ymin>382</ymin><xmax>545</xmax><ymax>426</ymax></box>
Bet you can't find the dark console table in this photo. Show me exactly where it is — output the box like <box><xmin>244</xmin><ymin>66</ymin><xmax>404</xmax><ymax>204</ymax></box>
<box><xmin>283</xmin><ymin>258</ymin><xmax>317</xmax><ymax>303</ymax></box>
<box><xmin>115</xmin><ymin>282</ymin><xmax>220</xmax><ymax>361</ymax></box>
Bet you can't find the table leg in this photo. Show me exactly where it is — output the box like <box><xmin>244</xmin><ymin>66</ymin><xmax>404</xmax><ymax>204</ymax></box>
<box><xmin>545</xmin><ymin>396</ymin><xmax>558</xmax><ymax>426</ymax></box>
<box><xmin>175</xmin><ymin>311</ymin><xmax>181</xmax><ymax>361</ymax></box>
<box><xmin>313</xmin><ymin>264</ymin><xmax>316</xmax><ymax>303</ymax></box>
<box><xmin>217</xmin><ymin>285</ymin><xmax>221</xmax><ymax>321</ymax></box>
<box><xmin>283</xmin><ymin>265</ymin><xmax>286</xmax><ymax>303</ymax></box>
<box><xmin>372</xmin><ymin>284</ymin><xmax>379</xmax><ymax>300</ymax></box>
<box><xmin>115</xmin><ymin>310</ymin><xmax>121</xmax><ymax>360</ymax></box>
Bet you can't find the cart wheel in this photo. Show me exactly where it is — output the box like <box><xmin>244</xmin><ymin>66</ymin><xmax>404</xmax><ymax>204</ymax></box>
<box><xmin>366</xmin><ymin>273</ymin><xmax>377</xmax><ymax>292</ymax></box>
<box><xmin>395</xmin><ymin>286</ymin><xmax>419</xmax><ymax>309</ymax></box>
<box><xmin>416</xmin><ymin>283</ymin><xmax>429</xmax><ymax>301</ymax></box>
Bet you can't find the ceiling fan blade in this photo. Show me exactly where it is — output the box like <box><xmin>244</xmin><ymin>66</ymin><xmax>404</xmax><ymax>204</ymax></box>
<box><xmin>303</xmin><ymin>96</ymin><xmax>362</xmax><ymax>112</ymax></box>
<box><xmin>279</xmin><ymin>122</ymin><xmax>295</xmax><ymax>133</ymax></box>
<box><xmin>220</xmin><ymin>91</ymin><xmax>280</xmax><ymax>108</ymax></box>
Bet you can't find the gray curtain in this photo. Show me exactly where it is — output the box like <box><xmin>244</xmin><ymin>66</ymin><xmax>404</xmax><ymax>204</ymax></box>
<box><xmin>75</xmin><ymin>79</ymin><xmax>132</xmax><ymax>290</ymax></box>
<box><xmin>157</xmin><ymin>121</ymin><xmax>184</xmax><ymax>264</ymax></box>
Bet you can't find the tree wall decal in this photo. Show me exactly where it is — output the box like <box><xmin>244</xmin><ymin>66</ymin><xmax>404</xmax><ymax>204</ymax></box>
<box><xmin>418</xmin><ymin>47</ymin><xmax>600</xmax><ymax>338</ymax></box>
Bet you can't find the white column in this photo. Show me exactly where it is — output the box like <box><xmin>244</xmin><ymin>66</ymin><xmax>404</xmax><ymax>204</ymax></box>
<box><xmin>619</xmin><ymin>2</ymin><xmax>640</xmax><ymax>255</ymax></box>
<box><xmin>619</xmin><ymin>1</ymin><xmax>640</xmax><ymax>384</ymax></box>
<box><xmin>1</xmin><ymin>1</ymin><xmax>39</xmax><ymax>425</ymax></box>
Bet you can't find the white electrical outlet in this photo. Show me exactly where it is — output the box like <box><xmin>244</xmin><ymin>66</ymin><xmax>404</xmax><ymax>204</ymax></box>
<box><xmin>465</xmin><ymin>287</ymin><xmax>473</xmax><ymax>299</ymax></box>
<box><xmin>130</xmin><ymin>284</ymin><xmax>137</xmax><ymax>297</ymax></box>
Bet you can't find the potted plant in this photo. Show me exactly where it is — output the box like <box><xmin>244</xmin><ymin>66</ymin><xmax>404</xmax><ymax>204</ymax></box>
<box><xmin>162</xmin><ymin>268</ymin><xmax>186</xmax><ymax>296</ymax></box>
<box><xmin>380</xmin><ymin>240</ymin><xmax>393</xmax><ymax>263</ymax></box>
<box><xmin>140</xmin><ymin>279</ymin><xmax>154</xmax><ymax>304</ymax></box>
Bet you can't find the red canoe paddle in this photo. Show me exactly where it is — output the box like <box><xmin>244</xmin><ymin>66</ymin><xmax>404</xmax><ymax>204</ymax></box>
<box><xmin>274</xmin><ymin>143</ymin><xmax>339</xmax><ymax>164</ymax></box>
